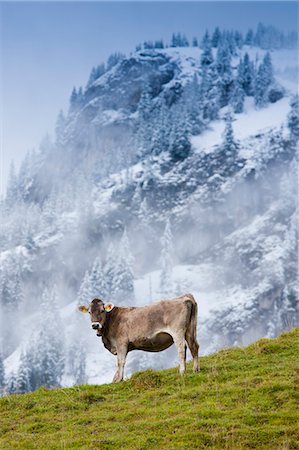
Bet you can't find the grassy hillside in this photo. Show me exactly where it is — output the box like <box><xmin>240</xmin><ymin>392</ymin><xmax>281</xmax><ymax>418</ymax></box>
<box><xmin>0</xmin><ymin>329</ymin><xmax>298</xmax><ymax>449</ymax></box>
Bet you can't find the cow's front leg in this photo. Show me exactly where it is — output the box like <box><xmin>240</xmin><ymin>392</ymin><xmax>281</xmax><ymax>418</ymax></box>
<box><xmin>112</xmin><ymin>346</ymin><xmax>128</xmax><ymax>383</ymax></box>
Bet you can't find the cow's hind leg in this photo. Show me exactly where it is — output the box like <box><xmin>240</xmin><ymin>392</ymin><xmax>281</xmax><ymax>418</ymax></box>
<box><xmin>172</xmin><ymin>333</ymin><xmax>187</xmax><ymax>375</ymax></box>
<box><xmin>186</xmin><ymin>331</ymin><xmax>200</xmax><ymax>372</ymax></box>
<box><xmin>112</xmin><ymin>346</ymin><xmax>128</xmax><ymax>383</ymax></box>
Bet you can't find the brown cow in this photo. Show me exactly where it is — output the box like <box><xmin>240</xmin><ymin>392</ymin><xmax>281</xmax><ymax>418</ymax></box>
<box><xmin>78</xmin><ymin>293</ymin><xmax>199</xmax><ymax>383</ymax></box>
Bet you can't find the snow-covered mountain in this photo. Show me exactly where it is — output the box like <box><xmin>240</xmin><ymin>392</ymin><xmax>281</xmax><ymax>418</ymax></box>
<box><xmin>0</xmin><ymin>26</ymin><xmax>298</xmax><ymax>392</ymax></box>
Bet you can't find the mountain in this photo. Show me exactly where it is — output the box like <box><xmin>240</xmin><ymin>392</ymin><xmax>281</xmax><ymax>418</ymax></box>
<box><xmin>0</xmin><ymin>26</ymin><xmax>298</xmax><ymax>392</ymax></box>
<box><xmin>1</xmin><ymin>328</ymin><xmax>298</xmax><ymax>448</ymax></box>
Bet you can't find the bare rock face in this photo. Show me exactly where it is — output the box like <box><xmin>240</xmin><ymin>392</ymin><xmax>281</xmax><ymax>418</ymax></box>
<box><xmin>84</xmin><ymin>51</ymin><xmax>176</xmax><ymax>113</ymax></box>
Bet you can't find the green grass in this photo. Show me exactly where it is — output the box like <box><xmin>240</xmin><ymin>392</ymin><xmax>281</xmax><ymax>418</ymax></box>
<box><xmin>1</xmin><ymin>329</ymin><xmax>298</xmax><ymax>449</ymax></box>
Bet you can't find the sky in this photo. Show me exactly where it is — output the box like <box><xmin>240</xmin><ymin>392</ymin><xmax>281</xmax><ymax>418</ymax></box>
<box><xmin>0</xmin><ymin>1</ymin><xmax>298</xmax><ymax>195</ymax></box>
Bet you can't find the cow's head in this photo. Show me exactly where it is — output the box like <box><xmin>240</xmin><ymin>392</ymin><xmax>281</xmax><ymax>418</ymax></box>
<box><xmin>78</xmin><ymin>298</ymin><xmax>114</xmax><ymax>336</ymax></box>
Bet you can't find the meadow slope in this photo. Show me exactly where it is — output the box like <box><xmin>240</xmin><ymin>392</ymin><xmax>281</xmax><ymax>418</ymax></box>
<box><xmin>0</xmin><ymin>328</ymin><xmax>298</xmax><ymax>449</ymax></box>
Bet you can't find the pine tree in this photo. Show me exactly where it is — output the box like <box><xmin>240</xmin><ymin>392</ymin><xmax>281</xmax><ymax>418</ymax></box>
<box><xmin>254</xmin><ymin>64</ymin><xmax>268</xmax><ymax>108</ymax></box>
<box><xmin>169</xmin><ymin>124</ymin><xmax>191</xmax><ymax>161</ymax></box>
<box><xmin>254</xmin><ymin>52</ymin><xmax>274</xmax><ymax>108</ymax></box>
<box><xmin>238</xmin><ymin>53</ymin><xmax>255</xmax><ymax>96</ymax></box>
<box><xmin>245</xmin><ymin>29</ymin><xmax>254</xmax><ymax>46</ymax></box>
<box><xmin>6</xmin><ymin>162</ymin><xmax>19</xmax><ymax>208</ymax></box>
<box><xmin>288</xmin><ymin>95</ymin><xmax>299</xmax><ymax>141</ymax></box>
<box><xmin>0</xmin><ymin>349</ymin><xmax>5</xmax><ymax>395</ymax></box>
<box><xmin>262</xmin><ymin>52</ymin><xmax>274</xmax><ymax>86</ymax></box>
<box><xmin>67</xmin><ymin>314</ymin><xmax>87</xmax><ymax>386</ymax></box>
<box><xmin>107</xmin><ymin>52</ymin><xmax>125</xmax><ymax>70</ymax></box>
<box><xmin>15</xmin><ymin>351</ymin><xmax>31</xmax><ymax>394</ymax></box>
<box><xmin>69</xmin><ymin>87</ymin><xmax>78</xmax><ymax>111</ymax></box>
<box><xmin>7</xmin><ymin>372</ymin><xmax>17</xmax><ymax>394</ymax></box>
<box><xmin>230</xmin><ymin>79</ymin><xmax>245</xmax><ymax>113</ymax></box>
<box><xmin>200</xmin><ymin>63</ymin><xmax>220</xmax><ymax>121</ymax></box>
<box><xmin>104</xmin><ymin>243</ymin><xmax>119</xmax><ymax>300</ymax></box>
<box><xmin>212</xmin><ymin>27</ymin><xmax>221</xmax><ymax>48</ymax></box>
<box><xmin>33</xmin><ymin>288</ymin><xmax>65</xmax><ymax>389</ymax></box>
<box><xmin>222</xmin><ymin>112</ymin><xmax>238</xmax><ymax>165</ymax></box>
<box><xmin>73</xmin><ymin>344</ymin><xmax>87</xmax><ymax>385</ymax></box>
<box><xmin>168</xmin><ymin>101</ymin><xmax>191</xmax><ymax>161</ymax></box>
<box><xmin>149</xmin><ymin>101</ymin><xmax>170</xmax><ymax>155</ymax></box>
<box><xmin>55</xmin><ymin>109</ymin><xmax>66</xmax><ymax>144</ymax></box>
<box><xmin>77</xmin><ymin>270</ymin><xmax>94</xmax><ymax>305</ymax></box>
<box><xmin>234</xmin><ymin>30</ymin><xmax>243</xmax><ymax>49</ymax></box>
<box><xmin>136</xmin><ymin>87</ymin><xmax>153</xmax><ymax>157</ymax></box>
<box><xmin>192</xmin><ymin>37</ymin><xmax>198</xmax><ymax>47</ymax></box>
<box><xmin>216</xmin><ymin>42</ymin><xmax>233</xmax><ymax>107</ymax></box>
<box><xmin>103</xmin><ymin>235</ymin><xmax>136</xmax><ymax>305</ymax></box>
<box><xmin>119</xmin><ymin>228</ymin><xmax>135</xmax><ymax>273</ymax></box>
<box><xmin>184</xmin><ymin>75</ymin><xmax>205</xmax><ymax>135</ymax></box>
<box><xmin>87</xmin><ymin>64</ymin><xmax>105</xmax><ymax>87</ymax></box>
<box><xmin>88</xmin><ymin>257</ymin><xmax>109</xmax><ymax>300</ymax></box>
<box><xmin>200</xmin><ymin>31</ymin><xmax>213</xmax><ymax>67</ymax></box>
<box><xmin>159</xmin><ymin>218</ymin><xmax>174</xmax><ymax>296</ymax></box>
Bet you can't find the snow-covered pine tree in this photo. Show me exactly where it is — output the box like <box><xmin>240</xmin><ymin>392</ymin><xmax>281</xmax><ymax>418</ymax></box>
<box><xmin>150</xmin><ymin>101</ymin><xmax>171</xmax><ymax>155</ymax></box>
<box><xmin>200</xmin><ymin>31</ymin><xmax>213</xmax><ymax>67</ymax></box>
<box><xmin>192</xmin><ymin>37</ymin><xmax>198</xmax><ymax>47</ymax></box>
<box><xmin>33</xmin><ymin>287</ymin><xmax>65</xmax><ymax>389</ymax></box>
<box><xmin>211</xmin><ymin>27</ymin><xmax>221</xmax><ymax>47</ymax></box>
<box><xmin>15</xmin><ymin>351</ymin><xmax>31</xmax><ymax>394</ymax></box>
<box><xmin>69</xmin><ymin>87</ymin><xmax>78</xmax><ymax>112</ymax></box>
<box><xmin>245</xmin><ymin>29</ymin><xmax>254</xmax><ymax>46</ymax></box>
<box><xmin>55</xmin><ymin>110</ymin><xmax>67</xmax><ymax>145</ymax></box>
<box><xmin>0</xmin><ymin>349</ymin><xmax>5</xmax><ymax>395</ymax></box>
<box><xmin>168</xmin><ymin>101</ymin><xmax>191</xmax><ymax>161</ymax></box>
<box><xmin>67</xmin><ymin>315</ymin><xmax>87</xmax><ymax>386</ymax></box>
<box><xmin>6</xmin><ymin>162</ymin><xmax>19</xmax><ymax>209</ymax></box>
<box><xmin>0</xmin><ymin>260</ymin><xmax>24</xmax><ymax>355</ymax></box>
<box><xmin>107</xmin><ymin>52</ymin><xmax>125</xmax><ymax>70</ymax></box>
<box><xmin>238</xmin><ymin>53</ymin><xmax>255</xmax><ymax>96</ymax></box>
<box><xmin>77</xmin><ymin>270</ymin><xmax>94</xmax><ymax>305</ymax></box>
<box><xmin>7</xmin><ymin>372</ymin><xmax>17</xmax><ymax>394</ymax></box>
<box><xmin>216</xmin><ymin>42</ymin><xmax>233</xmax><ymax>107</ymax></box>
<box><xmin>88</xmin><ymin>257</ymin><xmax>109</xmax><ymax>300</ymax></box>
<box><xmin>119</xmin><ymin>228</ymin><xmax>135</xmax><ymax>274</ymax></box>
<box><xmin>171</xmin><ymin>32</ymin><xmax>189</xmax><ymax>47</ymax></box>
<box><xmin>184</xmin><ymin>75</ymin><xmax>205</xmax><ymax>135</ymax></box>
<box><xmin>159</xmin><ymin>218</ymin><xmax>174</xmax><ymax>296</ymax></box>
<box><xmin>262</xmin><ymin>52</ymin><xmax>274</xmax><ymax>86</ymax></box>
<box><xmin>200</xmin><ymin>63</ymin><xmax>220</xmax><ymax>121</ymax></box>
<box><xmin>87</xmin><ymin>64</ymin><xmax>105</xmax><ymax>88</ymax></box>
<box><xmin>110</xmin><ymin>232</ymin><xmax>135</xmax><ymax>304</ymax></box>
<box><xmin>230</xmin><ymin>79</ymin><xmax>245</xmax><ymax>113</ymax></box>
<box><xmin>73</xmin><ymin>341</ymin><xmax>87</xmax><ymax>385</ymax></box>
<box><xmin>222</xmin><ymin>111</ymin><xmax>238</xmax><ymax>165</ymax></box>
<box><xmin>104</xmin><ymin>243</ymin><xmax>119</xmax><ymax>301</ymax></box>
<box><xmin>288</xmin><ymin>95</ymin><xmax>299</xmax><ymax>141</ymax></box>
<box><xmin>254</xmin><ymin>52</ymin><xmax>274</xmax><ymax>108</ymax></box>
<box><xmin>138</xmin><ymin>197</ymin><xmax>156</xmax><ymax>250</ymax></box>
<box><xmin>234</xmin><ymin>30</ymin><xmax>243</xmax><ymax>49</ymax></box>
<box><xmin>136</xmin><ymin>87</ymin><xmax>153</xmax><ymax>157</ymax></box>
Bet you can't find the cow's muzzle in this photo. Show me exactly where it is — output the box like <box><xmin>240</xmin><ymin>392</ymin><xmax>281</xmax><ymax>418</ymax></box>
<box><xmin>92</xmin><ymin>322</ymin><xmax>102</xmax><ymax>330</ymax></box>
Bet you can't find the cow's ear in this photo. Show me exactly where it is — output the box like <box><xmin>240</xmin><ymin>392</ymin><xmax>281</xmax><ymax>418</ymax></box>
<box><xmin>78</xmin><ymin>305</ymin><xmax>89</xmax><ymax>313</ymax></box>
<box><xmin>104</xmin><ymin>303</ymin><xmax>114</xmax><ymax>312</ymax></box>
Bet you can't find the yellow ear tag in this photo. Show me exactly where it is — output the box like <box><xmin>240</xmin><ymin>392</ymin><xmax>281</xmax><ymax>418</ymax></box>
<box><xmin>104</xmin><ymin>303</ymin><xmax>114</xmax><ymax>312</ymax></box>
<box><xmin>78</xmin><ymin>305</ymin><xmax>89</xmax><ymax>313</ymax></box>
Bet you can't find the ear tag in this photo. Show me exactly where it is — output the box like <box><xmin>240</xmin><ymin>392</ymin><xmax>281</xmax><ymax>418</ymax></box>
<box><xmin>78</xmin><ymin>305</ymin><xmax>89</xmax><ymax>313</ymax></box>
<box><xmin>104</xmin><ymin>303</ymin><xmax>114</xmax><ymax>312</ymax></box>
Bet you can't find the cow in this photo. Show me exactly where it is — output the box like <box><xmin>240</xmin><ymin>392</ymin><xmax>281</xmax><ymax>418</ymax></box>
<box><xmin>78</xmin><ymin>293</ymin><xmax>199</xmax><ymax>383</ymax></box>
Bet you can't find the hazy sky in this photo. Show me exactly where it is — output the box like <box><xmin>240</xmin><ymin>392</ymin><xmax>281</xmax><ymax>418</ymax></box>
<box><xmin>0</xmin><ymin>1</ymin><xmax>298</xmax><ymax>194</ymax></box>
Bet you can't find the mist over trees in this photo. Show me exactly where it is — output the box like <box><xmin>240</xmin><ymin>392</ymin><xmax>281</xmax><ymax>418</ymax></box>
<box><xmin>0</xmin><ymin>23</ymin><xmax>298</xmax><ymax>394</ymax></box>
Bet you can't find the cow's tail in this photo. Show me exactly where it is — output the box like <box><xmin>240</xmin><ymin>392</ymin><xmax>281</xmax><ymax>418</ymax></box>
<box><xmin>185</xmin><ymin>293</ymin><xmax>198</xmax><ymax>340</ymax></box>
